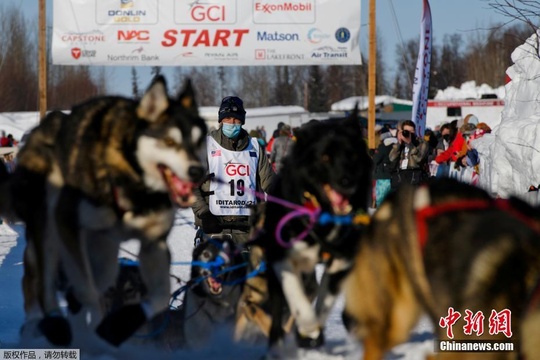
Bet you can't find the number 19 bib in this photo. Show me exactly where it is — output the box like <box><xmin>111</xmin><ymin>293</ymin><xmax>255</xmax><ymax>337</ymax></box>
<box><xmin>208</xmin><ymin>136</ymin><xmax>259</xmax><ymax>216</ymax></box>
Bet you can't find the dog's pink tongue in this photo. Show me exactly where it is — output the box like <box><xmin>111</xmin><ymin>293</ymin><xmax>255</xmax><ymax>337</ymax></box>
<box><xmin>208</xmin><ymin>277</ymin><xmax>221</xmax><ymax>292</ymax></box>
<box><xmin>328</xmin><ymin>189</ymin><xmax>350</xmax><ymax>214</ymax></box>
<box><xmin>159</xmin><ymin>166</ymin><xmax>196</xmax><ymax>207</ymax></box>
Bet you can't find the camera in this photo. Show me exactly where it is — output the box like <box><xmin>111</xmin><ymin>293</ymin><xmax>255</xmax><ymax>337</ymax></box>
<box><xmin>402</xmin><ymin>130</ymin><xmax>411</xmax><ymax>138</ymax></box>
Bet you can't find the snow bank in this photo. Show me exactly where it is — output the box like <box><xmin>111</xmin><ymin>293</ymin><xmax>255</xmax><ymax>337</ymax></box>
<box><xmin>476</xmin><ymin>31</ymin><xmax>540</xmax><ymax>199</ymax></box>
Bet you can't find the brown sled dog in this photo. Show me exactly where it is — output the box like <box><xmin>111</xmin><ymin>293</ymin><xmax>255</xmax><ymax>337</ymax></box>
<box><xmin>11</xmin><ymin>76</ymin><xmax>208</xmax><ymax>347</ymax></box>
<box><xmin>343</xmin><ymin>178</ymin><xmax>540</xmax><ymax>360</ymax></box>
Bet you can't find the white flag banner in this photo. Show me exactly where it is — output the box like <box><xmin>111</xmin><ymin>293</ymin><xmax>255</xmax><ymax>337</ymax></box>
<box><xmin>52</xmin><ymin>0</ymin><xmax>362</xmax><ymax>66</ymax></box>
<box><xmin>410</xmin><ymin>0</ymin><xmax>432</xmax><ymax>136</ymax></box>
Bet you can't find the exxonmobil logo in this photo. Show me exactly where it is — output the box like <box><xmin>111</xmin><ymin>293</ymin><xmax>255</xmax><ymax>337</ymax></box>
<box><xmin>117</xmin><ymin>30</ymin><xmax>150</xmax><ymax>41</ymax></box>
<box><xmin>254</xmin><ymin>2</ymin><xmax>313</xmax><ymax>14</ymax></box>
<box><xmin>225</xmin><ymin>163</ymin><xmax>250</xmax><ymax>176</ymax></box>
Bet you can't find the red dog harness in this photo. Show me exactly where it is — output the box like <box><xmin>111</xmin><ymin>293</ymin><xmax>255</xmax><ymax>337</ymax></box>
<box><xmin>415</xmin><ymin>198</ymin><xmax>540</xmax><ymax>252</ymax></box>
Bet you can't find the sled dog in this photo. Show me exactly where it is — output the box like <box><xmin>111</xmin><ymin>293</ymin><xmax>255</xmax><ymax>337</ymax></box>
<box><xmin>112</xmin><ymin>235</ymin><xmax>246</xmax><ymax>350</ymax></box>
<box><xmin>13</xmin><ymin>76</ymin><xmax>208</xmax><ymax>347</ymax></box>
<box><xmin>255</xmin><ymin>113</ymin><xmax>372</xmax><ymax>350</ymax></box>
<box><xmin>343</xmin><ymin>178</ymin><xmax>540</xmax><ymax>360</ymax></box>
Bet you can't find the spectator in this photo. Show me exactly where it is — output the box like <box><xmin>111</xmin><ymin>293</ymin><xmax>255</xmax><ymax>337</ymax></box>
<box><xmin>430</xmin><ymin>123</ymin><xmax>452</xmax><ymax>177</ymax></box>
<box><xmin>0</xmin><ymin>131</ymin><xmax>8</xmax><ymax>147</ymax></box>
<box><xmin>265</xmin><ymin>122</ymin><xmax>285</xmax><ymax>156</ymax></box>
<box><xmin>388</xmin><ymin>120</ymin><xmax>429</xmax><ymax>191</ymax></box>
<box><xmin>270</xmin><ymin>124</ymin><xmax>293</xmax><ymax>173</ymax></box>
<box><xmin>435</xmin><ymin>119</ymin><xmax>464</xmax><ymax>177</ymax></box>
<box><xmin>454</xmin><ymin>123</ymin><xmax>491</xmax><ymax>185</ymax></box>
<box><xmin>191</xmin><ymin>96</ymin><xmax>275</xmax><ymax>246</ymax></box>
<box><xmin>373</xmin><ymin>127</ymin><xmax>397</xmax><ymax>207</ymax></box>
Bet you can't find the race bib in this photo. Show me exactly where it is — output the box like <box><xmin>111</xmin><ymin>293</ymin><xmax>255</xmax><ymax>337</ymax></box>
<box><xmin>208</xmin><ymin>136</ymin><xmax>259</xmax><ymax>216</ymax></box>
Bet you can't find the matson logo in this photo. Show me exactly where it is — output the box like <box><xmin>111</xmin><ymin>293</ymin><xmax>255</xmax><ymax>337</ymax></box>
<box><xmin>257</xmin><ymin>31</ymin><xmax>299</xmax><ymax>41</ymax></box>
<box><xmin>225</xmin><ymin>163</ymin><xmax>250</xmax><ymax>176</ymax></box>
<box><xmin>118</xmin><ymin>30</ymin><xmax>150</xmax><ymax>41</ymax></box>
<box><xmin>161</xmin><ymin>29</ymin><xmax>249</xmax><ymax>47</ymax></box>
<box><xmin>255</xmin><ymin>2</ymin><xmax>312</xmax><ymax>14</ymax></box>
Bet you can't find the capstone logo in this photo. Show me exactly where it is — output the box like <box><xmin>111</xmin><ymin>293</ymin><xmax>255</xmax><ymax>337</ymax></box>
<box><xmin>257</xmin><ymin>31</ymin><xmax>299</xmax><ymax>41</ymax></box>
<box><xmin>254</xmin><ymin>2</ymin><xmax>312</xmax><ymax>14</ymax></box>
<box><xmin>60</xmin><ymin>30</ymin><xmax>106</xmax><ymax>44</ymax></box>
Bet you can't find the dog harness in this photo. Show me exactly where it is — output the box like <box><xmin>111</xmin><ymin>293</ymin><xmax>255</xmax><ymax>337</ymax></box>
<box><xmin>415</xmin><ymin>197</ymin><xmax>540</xmax><ymax>252</ymax></box>
<box><xmin>207</xmin><ymin>136</ymin><xmax>259</xmax><ymax>216</ymax></box>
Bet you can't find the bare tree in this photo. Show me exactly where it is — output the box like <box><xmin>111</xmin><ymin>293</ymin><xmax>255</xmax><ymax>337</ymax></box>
<box><xmin>173</xmin><ymin>67</ymin><xmax>221</xmax><ymax>105</ymax></box>
<box><xmin>131</xmin><ymin>67</ymin><xmax>140</xmax><ymax>98</ymax></box>
<box><xmin>0</xmin><ymin>6</ymin><xmax>38</xmax><ymax>111</ymax></box>
<box><xmin>237</xmin><ymin>66</ymin><xmax>274</xmax><ymax>107</ymax></box>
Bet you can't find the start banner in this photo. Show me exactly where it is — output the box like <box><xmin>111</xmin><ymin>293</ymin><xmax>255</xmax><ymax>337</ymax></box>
<box><xmin>52</xmin><ymin>0</ymin><xmax>362</xmax><ymax>66</ymax></box>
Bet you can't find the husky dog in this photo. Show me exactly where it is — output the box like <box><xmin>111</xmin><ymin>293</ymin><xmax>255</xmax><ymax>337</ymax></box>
<box><xmin>107</xmin><ymin>236</ymin><xmax>246</xmax><ymax>350</ymax></box>
<box><xmin>12</xmin><ymin>76</ymin><xmax>207</xmax><ymax>347</ymax></box>
<box><xmin>254</xmin><ymin>114</ymin><xmax>372</xmax><ymax>350</ymax></box>
<box><xmin>180</xmin><ymin>235</ymin><xmax>246</xmax><ymax>349</ymax></box>
<box><xmin>343</xmin><ymin>178</ymin><xmax>540</xmax><ymax>360</ymax></box>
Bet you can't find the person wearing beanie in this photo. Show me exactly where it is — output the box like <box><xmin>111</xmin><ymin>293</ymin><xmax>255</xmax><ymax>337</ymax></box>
<box><xmin>191</xmin><ymin>96</ymin><xmax>274</xmax><ymax>246</ymax></box>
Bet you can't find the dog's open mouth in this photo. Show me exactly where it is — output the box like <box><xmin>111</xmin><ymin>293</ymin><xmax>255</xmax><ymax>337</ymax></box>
<box><xmin>158</xmin><ymin>165</ymin><xmax>196</xmax><ymax>208</ymax></box>
<box><xmin>206</xmin><ymin>276</ymin><xmax>223</xmax><ymax>295</ymax></box>
<box><xmin>324</xmin><ymin>184</ymin><xmax>352</xmax><ymax>215</ymax></box>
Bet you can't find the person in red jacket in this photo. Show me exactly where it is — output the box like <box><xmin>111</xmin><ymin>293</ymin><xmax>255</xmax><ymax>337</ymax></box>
<box><xmin>435</xmin><ymin>120</ymin><xmax>463</xmax><ymax>165</ymax></box>
<box><xmin>0</xmin><ymin>131</ymin><xmax>9</xmax><ymax>147</ymax></box>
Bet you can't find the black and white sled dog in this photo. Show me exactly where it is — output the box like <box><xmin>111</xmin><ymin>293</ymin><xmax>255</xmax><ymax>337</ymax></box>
<box><xmin>253</xmin><ymin>113</ymin><xmax>373</xmax><ymax>351</ymax></box>
<box><xmin>9</xmin><ymin>76</ymin><xmax>208</xmax><ymax>347</ymax></box>
<box><xmin>110</xmin><ymin>235</ymin><xmax>246</xmax><ymax>350</ymax></box>
<box><xmin>179</xmin><ymin>235</ymin><xmax>246</xmax><ymax>349</ymax></box>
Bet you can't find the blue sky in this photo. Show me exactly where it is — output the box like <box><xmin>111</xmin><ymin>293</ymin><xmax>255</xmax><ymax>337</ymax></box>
<box><xmin>7</xmin><ymin>0</ymin><xmax>511</xmax><ymax>97</ymax></box>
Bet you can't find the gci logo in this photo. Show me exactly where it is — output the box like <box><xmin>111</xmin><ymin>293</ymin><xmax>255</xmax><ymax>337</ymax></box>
<box><xmin>118</xmin><ymin>30</ymin><xmax>150</xmax><ymax>41</ymax></box>
<box><xmin>225</xmin><ymin>163</ymin><xmax>250</xmax><ymax>176</ymax></box>
<box><xmin>191</xmin><ymin>5</ymin><xmax>226</xmax><ymax>22</ymax></box>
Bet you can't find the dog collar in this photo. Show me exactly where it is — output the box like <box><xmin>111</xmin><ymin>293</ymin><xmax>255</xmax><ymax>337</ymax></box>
<box><xmin>318</xmin><ymin>211</ymin><xmax>370</xmax><ymax>226</ymax></box>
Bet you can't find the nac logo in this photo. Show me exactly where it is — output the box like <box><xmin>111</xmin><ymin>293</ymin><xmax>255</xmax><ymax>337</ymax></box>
<box><xmin>117</xmin><ymin>30</ymin><xmax>150</xmax><ymax>41</ymax></box>
<box><xmin>225</xmin><ymin>163</ymin><xmax>250</xmax><ymax>176</ymax></box>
